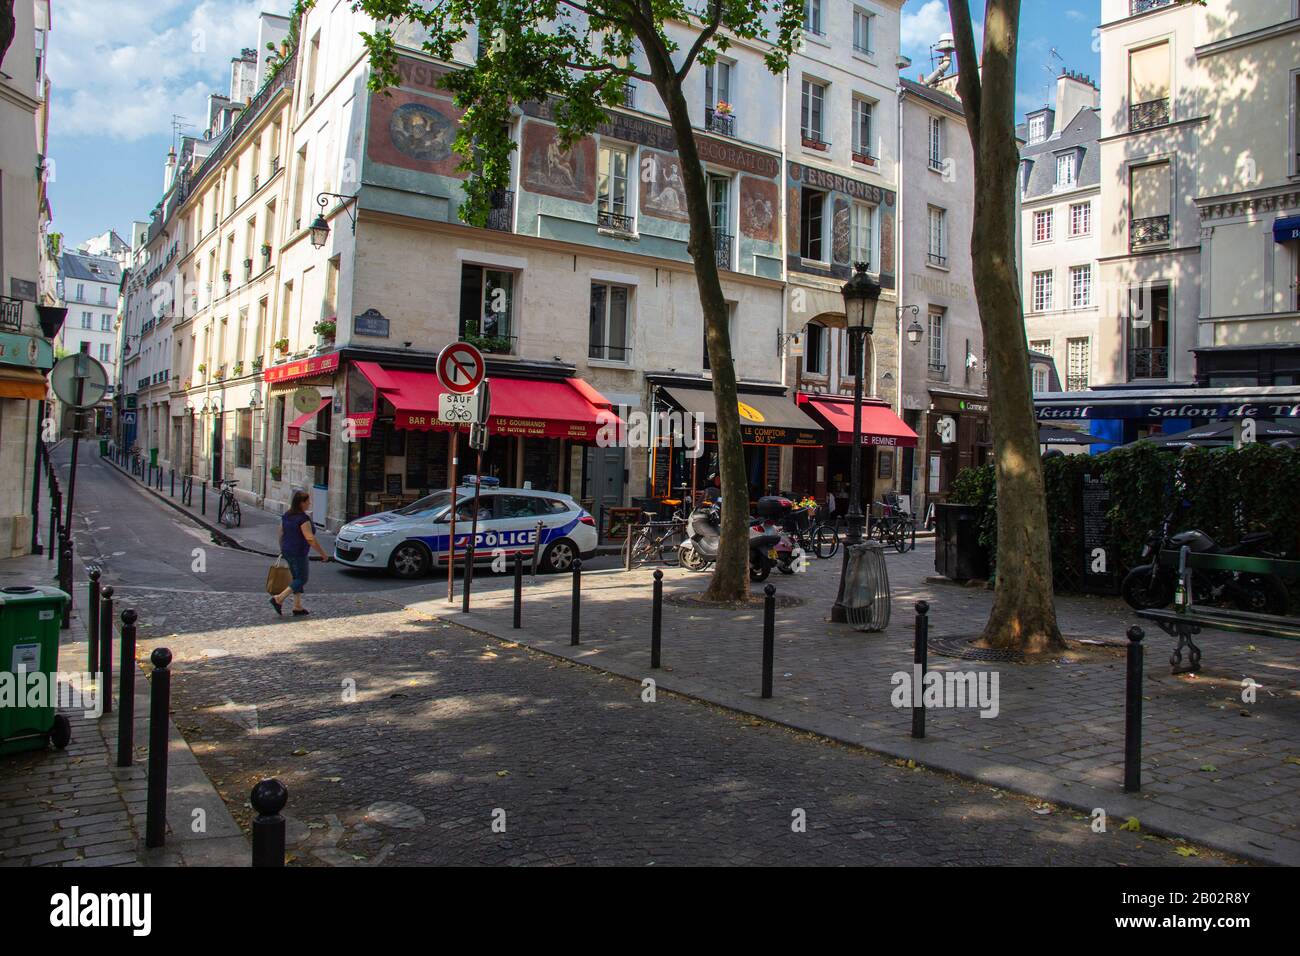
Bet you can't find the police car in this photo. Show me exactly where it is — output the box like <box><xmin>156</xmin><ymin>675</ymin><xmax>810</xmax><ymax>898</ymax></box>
<box><xmin>332</xmin><ymin>482</ymin><xmax>598</xmax><ymax>579</ymax></box>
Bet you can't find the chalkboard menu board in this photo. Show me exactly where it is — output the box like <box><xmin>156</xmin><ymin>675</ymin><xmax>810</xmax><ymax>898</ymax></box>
<box><xmin>405</xmin><ymin>430</ymin><xmax>430</xmax><ymax>489</ymax></box>
<box><xmin>362</xmin><ymin>421</ymin><xmax>387</xmax><ymax>492</ymax></box>
<box><xmin>1081</xmin><ymin>474</ymin><xmax>1119</xmax><ymax>595</ymax></box>
<box><xmin>651</xmin><ymin>444</ymin><xmax>670</xmax><ymax>497</ymax></box>
<box><xmin>386</xmin><ymin>473</ymin><xmax>403</xmax><ymax>495</ymax></box>
<box><xmin>386</xmin><ymin>425</ymin><xmax>406</xmax><ymax>457</ymax></box>
<box><xmin>765</xmin><ymin>446</ymin><xmax>779</xmax><ymax>493</ymax></box>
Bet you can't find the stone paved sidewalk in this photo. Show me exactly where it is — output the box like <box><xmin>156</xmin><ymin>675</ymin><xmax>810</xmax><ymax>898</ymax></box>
<box><xmin>0</xmin><ymin>552</ymin><xmax>245</xmax><ymax>866</ymax></box>
<box><xmin>410</xmin><ymin>543</ymin><xmax>1300</xmax><ymax>865</ymax></box>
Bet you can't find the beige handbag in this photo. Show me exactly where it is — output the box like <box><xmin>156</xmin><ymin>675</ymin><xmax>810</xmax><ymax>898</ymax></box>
<box><xmin>266</xmin><ymin>556</ymin><xmax>292</xmax><ymax>595</ymax></box>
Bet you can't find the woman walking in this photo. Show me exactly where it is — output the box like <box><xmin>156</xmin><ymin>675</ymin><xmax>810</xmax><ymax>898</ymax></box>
<box><xmin>271</xmin><ymin>490</ymin><xmax>331</xmax><ymax>616</ymax></box>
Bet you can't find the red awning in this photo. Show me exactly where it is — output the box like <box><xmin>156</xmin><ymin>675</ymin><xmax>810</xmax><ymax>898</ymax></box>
<box><xmin>797</xmin><ymin>394</ymin><xmax>919</xmax><ymax>448</ymax></box>
<box><xmin>353</xmin><ymin>362</ymin><xmax>619</xmax><ymax>441</ymax></box>
<box><xmin>287</xmin><ymin>398</ymin><xmax>330</xmax><ymax>444</ymax></box>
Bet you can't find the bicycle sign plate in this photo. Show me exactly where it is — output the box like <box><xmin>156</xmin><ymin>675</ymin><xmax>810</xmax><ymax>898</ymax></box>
<box><xmin>439</xmin><ymin>391</ymin><xmax>478</xmax><ymax>425</ymax></box>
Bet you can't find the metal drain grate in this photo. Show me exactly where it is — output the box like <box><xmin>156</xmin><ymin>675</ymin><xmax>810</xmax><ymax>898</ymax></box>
<box><xmin>927</xmin><ymin>636</ymin><xmax>1025</xmax><ymax>662</ymax></box>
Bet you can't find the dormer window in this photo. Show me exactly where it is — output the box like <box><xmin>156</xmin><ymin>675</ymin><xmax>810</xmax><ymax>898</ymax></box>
<box><xmin>1055</xmin><ymin>152</ymin><xmax>1077</xmax><ymax>188</ymax></box>
<box><xmin>1028</xmin><ymin>114</ymin><xmax>1047</xmax><ymax>144</ymax></box>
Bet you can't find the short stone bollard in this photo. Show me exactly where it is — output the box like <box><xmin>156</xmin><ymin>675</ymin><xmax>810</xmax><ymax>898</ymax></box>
<box><xmin>145</xmin><ymin>648</ymin><xmax>172</xmax><ymax>849</ymax></box>
<box><xmin>761</xmin><ymin>584</ymin><xmax>775</xmax><ymax>699</ymax></box>
<box><xmin>250</xmin><ymin>779</ymin><xmax>289</xmax><ymax>867</ymax></box>
<box><xmin>116</xmin><ymin>610</ymin><xmax>137</xmax><ymax>768</ymax></box>
<box><xmin>912</xmin><ymin>601</ymin><xmax>930</xmax><ymax>739</ymax></box>
<box><xmin>570</xmin><ymin>559</ymin><xmax>582</xmax><ymax>646</ymax></box>
<box><xmin>1124</xmin><ymin>626</ymin><xmax>1145</xmax><ymax>793</ymax></box>
<box><xmin>650</xmin><ymin>569</ymin><xmax>663</xmax><ymax>669</ymax></box>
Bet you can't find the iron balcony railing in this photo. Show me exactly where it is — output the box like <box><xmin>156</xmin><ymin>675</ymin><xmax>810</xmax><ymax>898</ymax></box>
<box><xmin>1129</xmin><ymin>348</ymin><xmax>1168</xmax><ymax>380</ymax></box>
<box><xmin>705</xmin><ymin>108</ymin><xmax>736</xmax><ymax>137</ymax></box>
<box><xmin>486</xmin><ymin>190</ymin><xmax>514</xmax><ymax>232</ymax></box>
<box><xmin>597</xmin><ymin>208</ymin><xmax>635</xmax><ymax>233</ymax></box>
<box><xmin>1132</xmin><ymin>0</ymin><xmax>1175</xmax><ymax>14</ymax></box>
<box><xmin>927</xmin><ymin>252</ymin><xmax>948</xmax><ymax>267</ymax></box>
<box><xmin>1130</xmin><ymin>214</ymin><xmax>1171</xmax><ymax>249</ymax></box>
<box><xmin>589</xmin><ymin>343</ymin><xmax>632</xmax><ymax>362</ymax></box>
<box><xmin>714</xmin><ymin>231</ymin><xmax>734</xmax><ymax>272</ymax></box>
<box><xmin>622</xmin><ymin>82</ymin><xmax>636</xmax><ymax>108</ymax></box>
<box><xmin>0</xmin><ymin>296</ymin><xmax>22</xmax><ymax>332</ymax></box>
<box><xmin>1129</xmin><ymin>97</ymin><xmax>1170</xmax><ymax>131</ymax></box>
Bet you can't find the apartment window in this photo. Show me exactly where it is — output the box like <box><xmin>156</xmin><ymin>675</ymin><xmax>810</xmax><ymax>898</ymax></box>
<box><xmin>803</xmin><ymin>0</ymin><xmax>823</xmax><ymax>35</ymax></box>
<box><xmin>81</xmin><ymin>312</ymin><xmax>91</xmax><ymax>329</ymax></box>
<box><xmin>1069</xmin><ymin>201</ymin><xmax>1091</xmax><ymax>236</ymax></box>
<box><xmin>76</xmin><ymin>283</ymin><xmax>84</xmax><ymax>300</ymax></box>
<box><xmin>236</xmin><ymin>409</ymin><xmax>253</xmax><ymax>469</ymax></box>
<box><xmin>801</xmin><ymin>79</ymin><xmax>826</xmax><ymax>145</ymax></box>
<box><xmin>597</xmin><ymin>146</ymin><xmax>632</xmax><ymax>231</ymax></box>
<box><xmin>588</xmin><ymin>283</ymin><xmax>631</xmax><ymax>363</ymax></box>
<box><xmin>1293</xmin><ymin>71</ymin><xmax>1300</xmax><ymax>176</ymax></box>
<box><xmin>99</xmin><ymin>287</ymin><xmax>108</xmax><ymax>304</ymax></box>
<box><xmin>293</xmin><ymin>146</ymin><xmax>308</xmax><ymax>231</ymax></box>
<box><xmin>709</xmin><ymin>175</ymin><xmax>733</xmax><ymax>269</ymax></box>
<box><xmin>927</xmin><ymin>206</ymin><xmax>946</xmax><ymax>266</ymax></box>
<box><xmin>852</xmin><ymin>98</ymin><xmax>874</xmax><ymax>161</ymax></box>
<box><xmin>459</xmin><ymin>265</ymin><xmax>515</xmax><ymax>352</ymax></box>
<box><xmin>1033</xmin><ymin>209</ymin><xmax>1054</xmax><ymax>243</ymax></box>
<box><xmin>1128</xmin><ymin>284</ymin><xmax>1170</xmax><ymax>379</ymax></box>
<box><xmin>850</xmin><ymin>202</ymin><xmax>877</xmax><ymax>270</ymax></box>
<box><xmin>842</xmin><ymin>330</ymin><xmax>868</xmax><ymax>380</ymax></box>
<box><xmin>1130</xmin><ymin>161</ymin><xmax>1172</xmax><ymax>248</ymax></box>
<box><xmin>305</xmin><ymin>30</ymin><xmax>321</xmax><ymax>109</ymax></box>
<box><xmin>927</xmin><ymin>310</ymin><xmax>945</xmax><ymax>372</ymax></box>
<box><xmin>101</xmin><ymin>314</ymin><xmax>113</xmax><ymax>331</ymax></box>
<box><xmin>236</xmin><ymin>308</ymin><xmax>248</xmax><ymax>361</ymax></box>
<box><xmin>1029</xmin><ymin>339</ymin><xmax>1052</xmax><ymax>355</ymax></box>
<box><xmin>279</xmin><ymin>280</ymin><xmax>292</xmax><ymax>340</ymax></box>
<box><xmin>1067</xmin><ymin>338</ymin><xmax>1091</xmax><ymax>391</ymax></box>
<box><xmin>852</xmin><ymin>8</ymin><xmax>874</xmax><ymax>54</ymax></box>
<box><xmin>1056</xmin><ymin>153</ymin><xmax>1076</xmax><ymax>188</ymax></box>
<box><xmin>1032</xmin><ymin>271</ymin><xmax>1054</xmax><ymax>312</ymax></box>
<box><xmin>800</xmin><ymin>188</ymin><xmax>826</xmax><ymax>261</ymax></box>
<box><xmin>271</xmin><ymin>396</ymin><xmax>286</xmax><ymax>469</ymax></box>
<box><xmin>1027</xmin><ymin>114</ymin><xmax>1046</xmax><ymax>145</ymax></box>
<box><xmin>705</xmin><ymin>60</ymin><xmax>732</xmax><ymax>111</ymax></box>
<box><xmin>98</xmin><ymin>343</ymin><xmax>112</xmax><ymax>363</ymax></box>
<box><xmin>928</xmin><ymin>115</ymin><xmax>944</xmax><ymax>171</ymax></box>
<box><xmin>1032</xmin><ymin>364</ymin><xmax>1049</xmax><ymax>393</ymax></box>
<box><xmin>803</xmin><ymin>322</ymin><xmax>827</xmax><ymax>376</ymax></box>
<box><xmin>254</xmin><ymin>298</ymin><xmax>268</xmax><ymax>358</ymax></box>
<box><xmin>1129</xmin><ymin>42</ymin><xmax>1171</xmax><ymax>130</ymax></box>
<box><xmin>1070</xmin><ymin>266</ymin><xmax>1093</xmax><ymax>309</ymax></box>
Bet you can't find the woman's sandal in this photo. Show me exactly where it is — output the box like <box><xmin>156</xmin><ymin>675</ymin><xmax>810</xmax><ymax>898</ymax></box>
<box><xmin>269</xmin><ymin>597</ymin><xmax>283</xmax><ymax>616</ymax></box>
<box><xmin>292</xmin><ymin>608</ymin><xmax>310</xmax><ymax>616</ymax></box>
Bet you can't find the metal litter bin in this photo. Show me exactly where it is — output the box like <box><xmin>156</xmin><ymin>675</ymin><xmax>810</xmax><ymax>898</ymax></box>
<box><xmin>842</xmin><ymin>541</ymin><xmax>890</xmax><ymax>632</ymax></box>
<box><xmin>0</xmin><ymin>585</ymin><xmax>72</xmax><ymax>755</ymax></box>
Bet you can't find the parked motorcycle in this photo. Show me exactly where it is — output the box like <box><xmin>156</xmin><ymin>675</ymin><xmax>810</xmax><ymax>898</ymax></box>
<box><xmin>678</xmin><ymin>503</ymin><xmax>781</xmax><ymax>582</ymax></box>
<box><xmin>1121</xmin><ymin>509</ymin><xmax>1289</xmax><ymax>614</ymax></box>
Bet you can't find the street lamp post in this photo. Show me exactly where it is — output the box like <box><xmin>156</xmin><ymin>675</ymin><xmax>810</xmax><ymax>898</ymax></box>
<box><xmin>831</xmin><ymin>262</ymin><xmax>882</xmax><ymax>623</ymax></box>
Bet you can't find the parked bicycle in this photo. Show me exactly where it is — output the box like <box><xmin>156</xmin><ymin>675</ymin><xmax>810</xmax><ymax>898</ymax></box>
<box><xmin>868</xmin><ymin>501</ymin><xmax>917</xmax><ymax>553</ymax></box>
<box><xmin>216</xmin><ymin>478</ymin><xmax>242</xmax><ymax>528</ymax></box>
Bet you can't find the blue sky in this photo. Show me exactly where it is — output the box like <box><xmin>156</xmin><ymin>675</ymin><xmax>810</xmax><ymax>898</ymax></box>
<box><xmin>47</xmin><ymin>1</ymin><xmax>1101</xmax><ymax>251</ymax></box>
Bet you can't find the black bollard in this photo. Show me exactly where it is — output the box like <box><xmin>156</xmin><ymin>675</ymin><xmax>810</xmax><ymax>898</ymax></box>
<box><xmin>48</xmin><ymin>487</ymin><xmax>58</xmax><ymax>561</ymax></box>
<box><xmin>145</xmin><ymin>648</ymin><xmax>172</xmax><ymax>849</ymax></box>
<box><xmin>97</xmin><ymin>587</ymin><xmax>113</xmax><ymax>681</ymax></box>
<box><xmin>170</xmin><ymin>469</ymin><xmax>175</xmax><ymax>497</ymax></box>
<box><xmin>512</xmin><ymin>553</ymin><xmax>522</xmax><ymax>629</ymax></box>
<box><xmin>201</xmin><ymin>480</ymin><xmax>206</xmax><ymax>515</ymax></box>
<box><xmin>462</xmin><ymin>541</ymin><xmax>475</xmax><ymax>614</ymax></box>
<box><xmin>570</xmin><ymin>558</ymin><xmax>582</xmax><ymax>646</ymax></box>
<box><xmin>99</xmin><ymin>587</ymin><xmax>113</xmax><ymax>715</ymax></box>
<box><xmin>58</xmin><ymin>534</ymin><xmax>72</xmax><ymax>629</ymax></box>
<box><xmin>87</xmin><ymin>569</ymin><xmax>101</xmax><ymax>673</ymax></box>
<box><xmin>651</xmin><ymin>569</ymin><xmax>663</xmax><ymax>669</ymax></box>
<box><xmin>912</xmin><ymin>601</ymin><xmax>929</xmax><ymax>739</ymax></box>
<box><xmin>1124</xmin><ymin>626</ymin><xmax>1144</xmax><ymax>793</ymax></box>
<box><xmin>117</xmin><ymin>610</ymin><xmax>137</xmax><ymax>768</ymax></box>
<box><xmin>250</xmin><ymin>779</ymin><xmax>288</xmax><ymax>867</ymax></box>
<box><xmin>761</xmin><ymin>584</ymin><xmax>776</xmax><ymax>698</ymax></box>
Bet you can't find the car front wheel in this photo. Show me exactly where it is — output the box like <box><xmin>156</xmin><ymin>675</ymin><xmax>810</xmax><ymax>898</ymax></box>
<box><xmin>542</xmin><ymin>539</ymin><xmax>577</xmax><ymax>573</ymax></box>
<box><xmin>389</xmin><ymin>541</ymin><xmax>431</xmax><ymax>579</ymax></box>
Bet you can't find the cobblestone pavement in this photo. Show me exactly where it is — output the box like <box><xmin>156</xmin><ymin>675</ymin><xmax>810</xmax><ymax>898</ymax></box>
<box><xmin>411</xmin><ymin>547</ymin><xmax>1299</xmax><ymax>864</ymax></box>
<box><xmin>107</xmin><ymin>585</ymin><xmax>1241</xmax><ymax>866</ymax></box>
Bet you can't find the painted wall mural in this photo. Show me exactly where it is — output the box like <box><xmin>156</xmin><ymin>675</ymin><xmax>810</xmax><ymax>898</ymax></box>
<box><xmin>739</xmin><ymin>175</ymin><xmax>779</xmax><ymax>244</ymax></box>
<box><xmin>639</xmin><ymin>149</ymin><xmax>690</xmax><ymax>223</ymax></box>
<box><xmin>521</xmin><ymin>120</ymin><xmax>596</xmax><ymax>203</ymax></box>
<box><xmin>786</xmin><ymin>161</ymin><xmax>897</xmax><ymax>288</ymax></box>
<box><xmin>367</xmin><ymin>89</ymin><xmax>465</xmax><ymax>178</ymax></box>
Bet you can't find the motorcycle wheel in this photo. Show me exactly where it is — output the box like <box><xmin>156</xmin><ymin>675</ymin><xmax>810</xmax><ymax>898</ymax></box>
<box><xmin>1234</xmin><ymin>574</ymin><xmax>1290</xmax><ymax>616</ymax></box>
<box><xmin>777</xmin><ymin>558</ymin><xmax>795</xmax><ymax>575</ymax></box>
<box><xmin>1121</xmin><ymin>565</ymin><xmax>1173</xmax><ymax>610</ymax></box>
<box><xmin>749</xmin><ymin>552</ymin><xmax>771</xmax><ymax>582</ymax></box>
<box><xmin>678</xmin><ymin>543</ymin><xmax>708</xmax><ymax>572</ymax></box>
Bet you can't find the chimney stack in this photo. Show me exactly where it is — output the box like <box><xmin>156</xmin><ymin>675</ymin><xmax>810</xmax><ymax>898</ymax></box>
<box><xmin>164</xmin><ymin>146</ymin><xmax>177</xmax><ymax>192</ymax></box>
<box><xmin>1053</xmin><ymin>70</ymin><xmax>1100</xmax><ymax>136</ymax></box>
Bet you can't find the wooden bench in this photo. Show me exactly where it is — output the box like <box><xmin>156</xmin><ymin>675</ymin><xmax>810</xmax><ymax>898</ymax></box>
<box><xmin>1135</xmin><ymin>547</ymin><xmax>1300</xmax><ymax>673</ymax></box>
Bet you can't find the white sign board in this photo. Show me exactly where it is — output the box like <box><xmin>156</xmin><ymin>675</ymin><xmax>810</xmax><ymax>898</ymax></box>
<box><xmin>439</xmin><ymin>391</ymin><xmax>479</xmax><ymax>425</ymax></box>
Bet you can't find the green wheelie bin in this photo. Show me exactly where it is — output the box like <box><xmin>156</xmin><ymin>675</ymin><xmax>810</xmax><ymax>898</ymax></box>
<box><xmin>0</xmin><ymin>585</ymin><xmax>72</xmax><ymax>756</ymax></box>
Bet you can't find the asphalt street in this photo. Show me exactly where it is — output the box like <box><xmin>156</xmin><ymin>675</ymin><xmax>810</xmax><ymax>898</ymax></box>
<box><xmin>48</xmin><ymin>447</ymin><xmax>1240</xmax><ymax>866</ymax></box>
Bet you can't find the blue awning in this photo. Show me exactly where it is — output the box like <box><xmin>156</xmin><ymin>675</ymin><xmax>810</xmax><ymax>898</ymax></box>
<box><xmin>1275</xmin><ymin>215</ymin><xmax>1300</xmax><ymax>243</ymax></box>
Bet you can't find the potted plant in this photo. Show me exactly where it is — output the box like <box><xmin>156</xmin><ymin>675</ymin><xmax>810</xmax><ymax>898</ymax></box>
<box><xmin>197</xmin><ymin>362</ymin><xmax>207</xmax><ymax>375</ymax></box>
<box><xmin>313</xmin><ymin>318</ymin><xmax>337</xmax><ymax>339</ymax></box>
<box><xmin>270</xmin><ymin>465</ymin><xmax>282</xmax><ymax>482</ymax></box>
<box><xmin>232</xmin><ymin>361</ymin><xmax>244</xmax><ymax>376</ymax></box>
<box><xmin>213</xmin><ymin>366</ymin><xmax>226</xmax><ymax>381</ymax></box>
<box><xmin>252</xmin><ymin>355</ymin><xmax>264</xmax><ymax>371</ymax></box>
<box><xmin>242</xmin><ymin>258</ymin><xmax>252</xmax><ymax>270</ymax></box>
<box><xmin>260</xmin><ymin>242</ymin><xmax>272</xmax><ymax>257</ymax></box>
<box><xmin>274</xmin><ymin>338</ymin><xmax>289</xmax><ymax>354</ymax></box>
<box><xmin>714</xmin><ymin>100</ymin><xmax>733</xmax><ymax>115</ymax></box>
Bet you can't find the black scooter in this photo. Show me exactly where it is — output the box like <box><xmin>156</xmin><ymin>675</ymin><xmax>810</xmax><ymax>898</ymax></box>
<box><xmin>1121</xmin><ymin>508</ymin><xmax>1289</xmax><ymax>614</ymax></box>
<box><xmin>678</xmin><ymin>503</ymin><xmax>782</xmax><ymax>582</ymax></box>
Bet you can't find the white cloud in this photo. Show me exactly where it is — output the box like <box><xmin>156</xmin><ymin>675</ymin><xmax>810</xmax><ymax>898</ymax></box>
<box><xmin>901</xmin><ymin>0</ymin><xmax>952</xmax><ymax>51</ymax></box>
<box><xmin>48</xmin><ymin>0</ymin><xmax>292</xmax><ymax>141</ymax></box>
